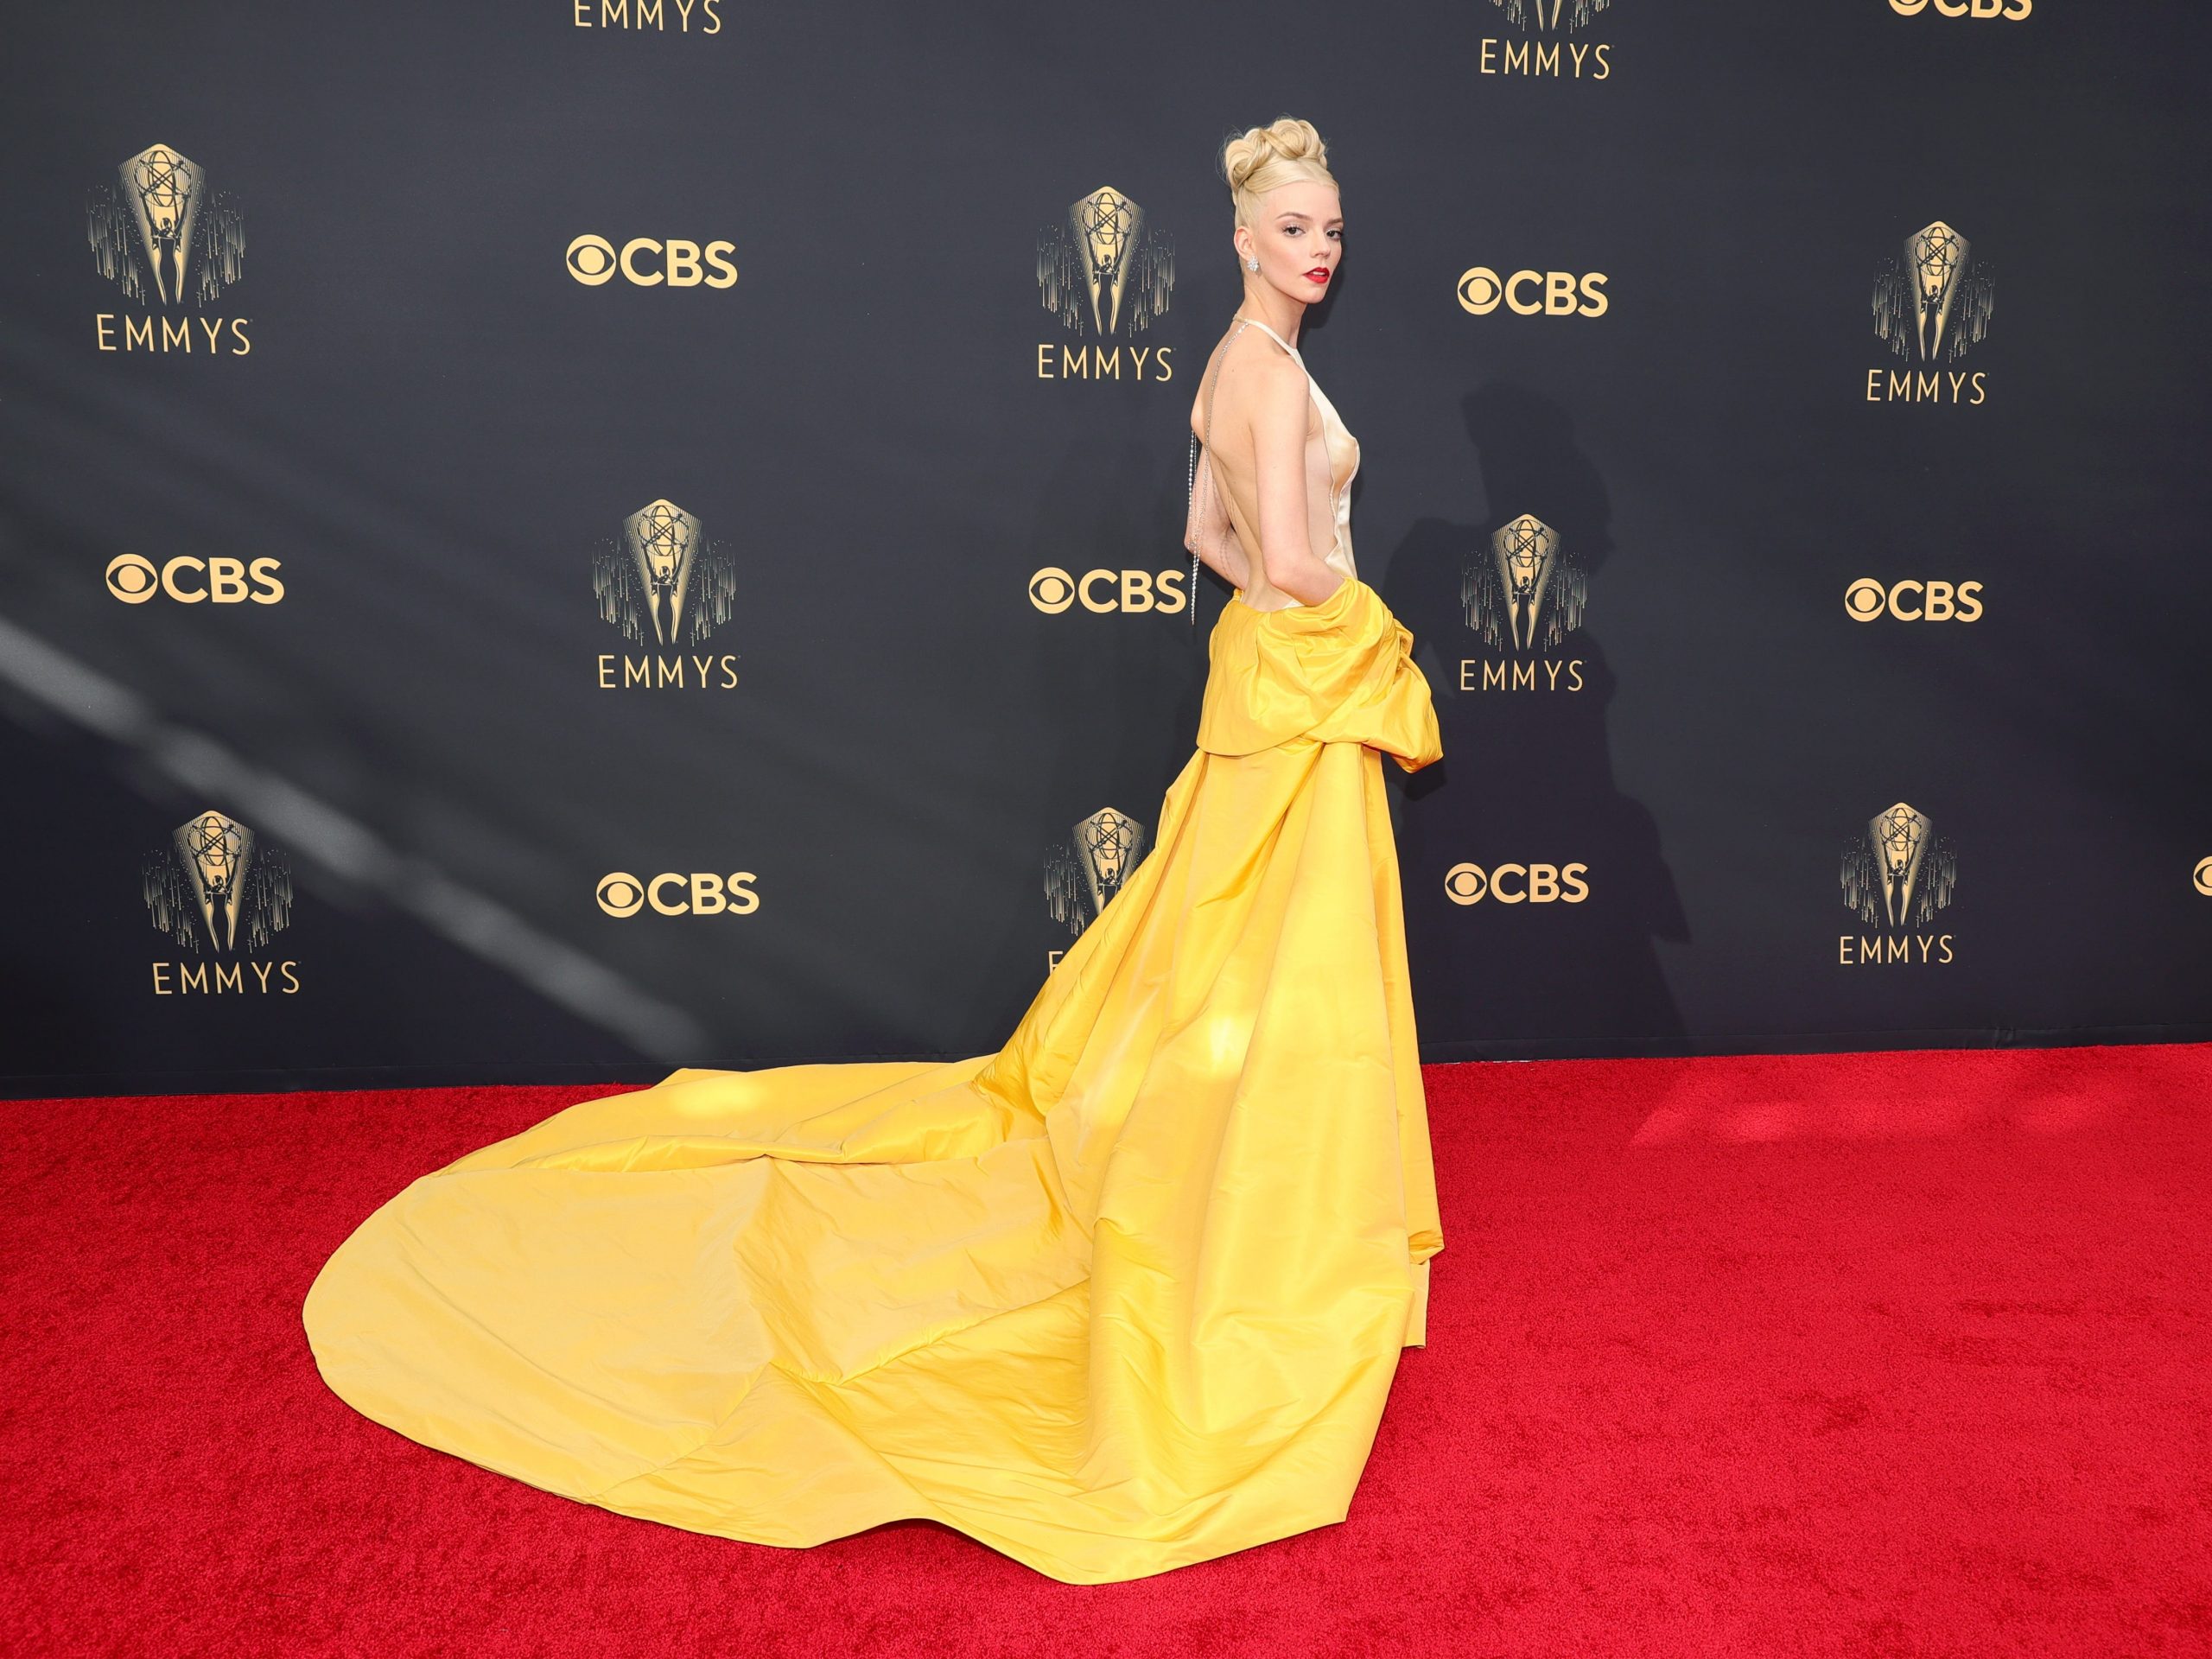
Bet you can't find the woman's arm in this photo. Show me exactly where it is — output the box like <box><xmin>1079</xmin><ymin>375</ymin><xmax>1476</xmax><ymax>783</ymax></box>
<box><xmin>1249</xmin><ymin>359</ymin><xmax>1346</xmax><ymax>607</ymax></box>
<box><xmin>1185</xmin><ymin>448</ymin><xmax>1252</xmax><ymax>588</ymax></box>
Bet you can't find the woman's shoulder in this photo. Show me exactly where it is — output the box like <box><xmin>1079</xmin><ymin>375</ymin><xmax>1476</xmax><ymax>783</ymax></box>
<box><xmin>1219</xmin><ymin>332</ymin><xmax>1307</xmax><ymax>404</ymax></box>
<box><xmin>1197</xmin><ymin>333</ymin><xmax>1306</xmax><ymax>437</ymax></box>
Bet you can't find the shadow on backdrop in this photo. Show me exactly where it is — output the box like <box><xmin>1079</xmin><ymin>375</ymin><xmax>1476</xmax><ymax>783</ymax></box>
<box><xmin>1382</xmin><ymin>382</ymin><xmax>1689</xmax><ymax>1059</ymax></box>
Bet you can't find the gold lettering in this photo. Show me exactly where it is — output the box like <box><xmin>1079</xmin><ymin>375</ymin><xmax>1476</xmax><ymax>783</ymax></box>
<box><xmin>1592</xmin><ymin>43</ymin><xmax>1610</xmax><ymax>78</ymax></box>
<box><xmin>625</xmin><ymin>657</ymin><xmax>652</xmax><ymax>688</ymax></box>
<box><xmin>126</xmin><ymin>315</ymin><xmax>155</xmax><ymax>351</ymax></box>
<box><xmin>208</xmin><ymin>557</ymin><xmax>249</xmax><ymax>601</ymax></box>
<box><xmin>1535</xmin><ymin>42</ymin><xmax>1560</xmax><ymax>75</ymax></box>
<box><xmin>181</xmin><ymin>962</ymin><xmax>208</xmax><ymax>993</ymax></box>
<box><xmin>1504</xmin><ymin>40</ymin><xmax>1529</xmax><ymax>73</ymax></box>
<box><xmin>162</xmin><ymin>316</ymin><xmax>191</xmax><ymax>353</ymax></box>
<box><xmin>703</xmin><ymin>0</ymin><xmax>721</xmax><ymax>29</ymax></box>
<box><xmin>215</xmin><ymin>963</ymin><xmax>243</xmax><ymax>993</ymax></box>
<box><xmin>151</xmin><ymin>962</ymin><xmax>173</xmax><ymax>994</ymax></box>
<box><xmin>96</xmin><ymin>314</ymin><xmax>118</xmax><ymax>351</ymax></box>
<box><xmin>598</xmin><ymin>653</ymin><xmax>617</xmax><ymax>689</ymax></box>
<box><xmin>1480</xmin><ymin>38</ymin><xmax>1497</xmax><ymax>73</ymax></box>
<box><xmin>252</xmin><ymin>962</ymin><xmax>274</xmax><ymax>990</ymax></box>
<box><xmin>198</xmin><ymin>317</ymin><xmax>222</xmax><ymax>351</ymax></box>
<box><xmin>637</xmin><ymin>0</ymin><xmax>664</xmax><ymax>24</ymax></box>
<box><xmin>657</xmin><ymin>656</ymin><xmax>682</xmax><ymax>687</ymax></box>
<box><xmin>720</xmin><ymin>654</ymin><xmax>740</xmax><ymax>688</ymax></box>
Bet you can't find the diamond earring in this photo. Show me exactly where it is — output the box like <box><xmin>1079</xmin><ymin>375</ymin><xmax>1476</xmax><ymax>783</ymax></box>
<box><xmin>1245</xmin><ymin>258</ymin><xmax>1259</xmax><ymax>270</ymax></box>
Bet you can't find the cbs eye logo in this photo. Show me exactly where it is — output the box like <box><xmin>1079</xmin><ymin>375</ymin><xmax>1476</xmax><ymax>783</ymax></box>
<box><xmin>106</xmin><ymin>554</ymin><xmax>284</xmax><ymax>605</ymax></box>
<box><xmin>1845</xmin><ymin>579</ymin><xmax>1984</xmax><ymax>623</ymax></box>
<box><xmin>2193</xmin><ymin>856</ymin><xmax>2212</xmax><ymax>898</ymax></box>
<box><xmin>597</xmin><ymin>871</ymin><xmax>760</xmax><ymax>917</ymax></box>
<box><xmin>566</xmin><ymin>236</ymin><xmax>739</xmax><ymax>289</ymax></box>
<box><xmin>1028</xmin><ymin>567</ymin><xmax>1191</xmax><ymax>615</ymax></box>
<box><xmin>1456</xmin><ymin>266</ymin><xmax>1609</xmax><ymax>318</ymax></box>
<box><xmin>1444</xmin><ymin>861</ymin><xmax>1592</xmax><ymax>906</ymax></box>
<box><xmin>1891</xmin><ymin>0</ymin><xmax>2031</xmax><ymax>16</ymax></box>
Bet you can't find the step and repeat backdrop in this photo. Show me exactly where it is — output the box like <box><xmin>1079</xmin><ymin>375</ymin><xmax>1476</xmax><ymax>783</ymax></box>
<box><xmin>3</xmin><ymin>2</ymin><xmax>2209</xmax><ymax>1095</ymax></box>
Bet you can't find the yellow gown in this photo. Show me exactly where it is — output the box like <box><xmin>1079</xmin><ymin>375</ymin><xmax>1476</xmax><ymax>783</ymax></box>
<box><xmin>302</xmin><ymin>318</ymin><xmax>1446</xmax><ymax>1585</ymax></box>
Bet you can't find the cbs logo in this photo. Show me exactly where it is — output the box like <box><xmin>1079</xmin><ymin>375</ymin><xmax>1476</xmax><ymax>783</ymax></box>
<box><xmin>2193</xmin><ymin>856</ymin><xmax>2212</xmax><ymax>898</ymax></box>
<box><xmin>1456</xmin><ymin>267</ymin><xmax>1610</xmax><ymax>318</ymax></box>
<box><xmin>596</xmin><ymin>871</ymin><xmax>760</xmax><ymax>917</ymax></box>
<box><xmin>1444</xmin><ymin>862</ymin><xmax>1592</xmax><ymax>906</ymax></box>
<box><xmin>567</xmin><ymin>235</ymin><xmax>739</xmax><ymax>289</ymax></box>
<box><xmin>106</xmin><ymin>555</ymin><xmax>284</xmax><ymax>606</ymax></box>
<box><xmin>1891</xmin><ymin>0</ymin><xmax>2031</xmax><ymax>16</ymax></box>
<box><xmin>1028</xmin><ymin>567</ymin><xmax>1191</xmax><ymax>615</ymax></box>
<box><xmin>1845</xmin><ymin>579</ymin><xmax>1984</xmax><ymax>623</ymax></box>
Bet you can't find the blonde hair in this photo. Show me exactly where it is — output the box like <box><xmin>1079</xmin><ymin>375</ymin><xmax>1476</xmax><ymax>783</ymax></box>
<box><xmin>1220</xmin><ymin>118</ymin><xmax>1338</xmax><ymax>231</ymax></box>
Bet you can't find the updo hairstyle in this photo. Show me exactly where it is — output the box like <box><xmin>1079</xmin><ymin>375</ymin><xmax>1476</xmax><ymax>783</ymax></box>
<box><xmin>1220</xmin><ymin>118</ymin><xmax>1338</xmax><ymax>230</ymax></box>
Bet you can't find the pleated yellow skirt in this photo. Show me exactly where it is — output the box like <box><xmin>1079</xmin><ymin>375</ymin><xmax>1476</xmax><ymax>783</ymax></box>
<box><xmin>304</xmin><ymin>574</ymin><xmax>1446</xmax><ymax>1583</ymax></box>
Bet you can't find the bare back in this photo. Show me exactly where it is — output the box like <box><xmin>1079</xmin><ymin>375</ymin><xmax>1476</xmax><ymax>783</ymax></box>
<box><xmin>1185</xmin><ymin>315</ymin><xmax>1360</xmax><ymax>613</ymax></box>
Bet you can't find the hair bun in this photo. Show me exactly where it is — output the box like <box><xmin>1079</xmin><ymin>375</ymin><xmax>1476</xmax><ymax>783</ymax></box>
<box><xmin>1222</xmin><ymin>118</ymin><xmax>1330</xmax><ymax>194</ymax></box>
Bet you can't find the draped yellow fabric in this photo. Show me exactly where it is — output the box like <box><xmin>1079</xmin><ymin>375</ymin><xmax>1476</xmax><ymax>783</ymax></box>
<box><xmin>304</xmin><ymin>574</ymin><xmax>1446</xmax><ymax>1584</ymax></box>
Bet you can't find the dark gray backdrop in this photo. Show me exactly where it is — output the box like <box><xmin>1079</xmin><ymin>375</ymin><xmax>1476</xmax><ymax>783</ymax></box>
<box><xmin>3</xmin><ymin>1</ymin><xmax>2208</xmax><ymax>1096</ymax></box>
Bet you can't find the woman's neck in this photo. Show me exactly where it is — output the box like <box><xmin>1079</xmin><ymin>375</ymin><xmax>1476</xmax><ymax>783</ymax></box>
<box><xmin>1234</xmin><ymin>290</ymin><xmax>1304</xmax><ymax>345</ymax></box>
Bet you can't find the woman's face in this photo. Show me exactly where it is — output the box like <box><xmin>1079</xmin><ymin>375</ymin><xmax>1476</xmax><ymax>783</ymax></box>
<box><xmin>1238</xmin><ymin>180</ymin><xmax>1344</xmax><ymax>304</ymax></box>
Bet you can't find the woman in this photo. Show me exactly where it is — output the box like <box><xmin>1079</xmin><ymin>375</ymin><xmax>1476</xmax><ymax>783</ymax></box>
<box><xmin>303</xmin><ymin>116</ymin><xmax>1445</xmax><ymax>1585</ymax></box>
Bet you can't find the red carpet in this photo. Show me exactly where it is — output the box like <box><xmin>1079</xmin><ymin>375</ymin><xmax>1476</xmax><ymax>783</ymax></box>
<box><xmin>3</xmin><ymin>1046</ymin><xmax>2209</xmax><ymax>1657</ymax></box>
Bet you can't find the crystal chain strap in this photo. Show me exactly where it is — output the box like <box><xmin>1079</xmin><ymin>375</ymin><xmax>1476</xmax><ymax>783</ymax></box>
<box><xmin>1184</xmin><ymin>318</ymin><xmax>1250</xmax><ymax>627</ymax></box>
